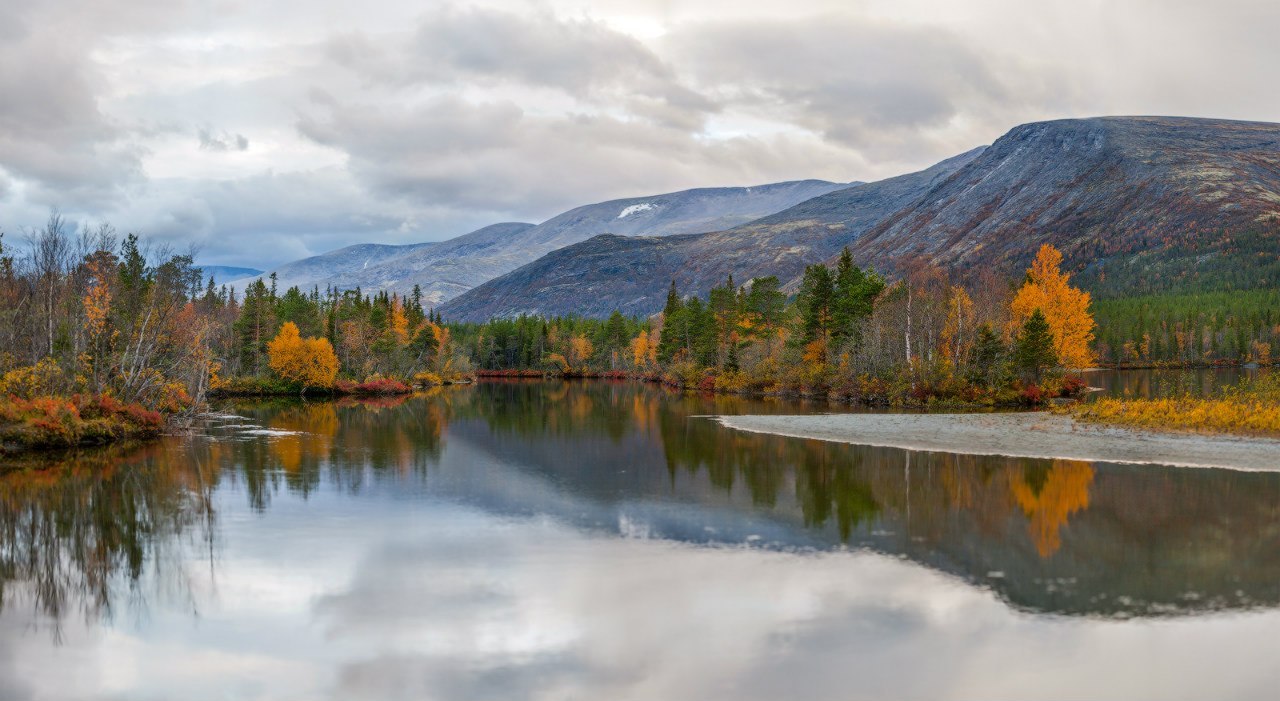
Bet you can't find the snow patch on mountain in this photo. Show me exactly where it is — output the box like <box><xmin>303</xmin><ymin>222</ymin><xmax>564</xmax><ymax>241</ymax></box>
<box><xmin>618</xmin><ymin>203</ymin><xmax>657</xmax><ymax>219</ymax></box>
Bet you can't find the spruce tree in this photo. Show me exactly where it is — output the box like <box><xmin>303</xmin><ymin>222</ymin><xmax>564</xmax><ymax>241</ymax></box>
<box><xmin>796</xmin><ymin>264</ymin><xmax>834</xmax><ymax>345</ymax></box>
<box><xmin>745</xmin><ymin>276</ymin><xmax>785</xmax><ymax>334</ymax></box>
<box><xmin>1014</xmin><ymin>309</ymin><xmax>1057</xmax><ymax>382</ymax></box>
<box><xmin>656</xmin><ymin>281</ymin><xmax>685</xmax><ymax>364</ymax></box>
<box><xmin>831</xmin><ymin>248</ymin><xmax>883</xmax><ymax>351</ymax></box>
<box><xmin>966</xmin><ymin>322</ymin><xmax>1005</xmax><ymax>388</ymax></box>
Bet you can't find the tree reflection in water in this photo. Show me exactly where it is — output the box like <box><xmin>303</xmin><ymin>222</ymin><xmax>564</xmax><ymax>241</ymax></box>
<box><xmin>1</xmin><ymin>380</ymin><xmax>1279</xmax><ymax>632</ymax></box>
<box><xmin>0</xmin><ymin>442</ymin><xmax>215</xmax><ymax>639</ymax></box>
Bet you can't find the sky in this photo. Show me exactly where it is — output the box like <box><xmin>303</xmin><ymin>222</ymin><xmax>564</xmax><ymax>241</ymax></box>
<box><xmin>1</xmin><ymin>0</ymin><xmax>1278</xmax><ymax>268</ymax></box>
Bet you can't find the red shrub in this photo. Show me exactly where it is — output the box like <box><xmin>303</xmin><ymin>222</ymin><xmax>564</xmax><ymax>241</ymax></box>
<box><xmin>1021</xmin><ymin>384</ymin><xmax>1045</xmax><ymax>405</ymax></box>
<box><xmin>1060</xmin><ymin>374</ymin><xmax>1087</xmax><ymax>397</ymax></box>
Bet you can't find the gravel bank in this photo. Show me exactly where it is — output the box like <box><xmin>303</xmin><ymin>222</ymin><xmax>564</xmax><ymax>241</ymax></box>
<box><xmin>713</xmin><ymin>412</ymin><xmax>1280</xmax><ymax>472</ymax></box>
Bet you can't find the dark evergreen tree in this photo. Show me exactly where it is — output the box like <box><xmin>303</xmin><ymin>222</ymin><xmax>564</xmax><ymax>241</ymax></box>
<box><xmin>966</xmin><ymin>322</ymin><xmax>1005</xmax><ymax>388</ymax></box>
<box><xmin>831</xmin><ymin>248</ymin><xmax>885</xmax><ymax>351</ymax></box>
<box><xmin>745</xmin><ymin>276</ymin><xmax>786</xmax><ymax>333</ymax></box>
<box><xmin>1014</xmin><ymin>309</ymin><xmax>1057</xmax><ymax>381</ymax></box>
<box><xmin>657</xmin><ymin>281</ymin><xmax>686</xmax><ymax>363</ymax></box>
<box><xmin>796</xmin><ymin>264</ymin><xmax>834</xmax><ymax>345</ymax></box>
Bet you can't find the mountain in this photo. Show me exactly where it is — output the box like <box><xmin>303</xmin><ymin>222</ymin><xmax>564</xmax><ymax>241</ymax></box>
<box><xmin>238</xmin><ymin>239</ymin><xmax>444</xmax><ymax>292</ymax></box>
<box><xmin>197</xmin><ymin>265</ymin><xmax>263</xmax><ymax>284</ymax></box>
<box><xmin>439</xmin><ymin>150</ymin><xmax>982</xmax><ymax>320</ymax></box>
<box><xmin>318</xmin><ymin>222</ymin><xmax>538</xmax><ymax>304</ymax></box>
<box><xmin>441</xmin><ymin>116</ymin><xmax>1280</xmax><ymax>321</ymax></box>
<box><xmin>246</xmin><ymin>179</ymin><xmax>850</xmax><ymax>304</ymax></box>
<box><xmin>839</xmin><ymin>116</ymin><xmax>1280</xmax><ymax>294</ymax></box>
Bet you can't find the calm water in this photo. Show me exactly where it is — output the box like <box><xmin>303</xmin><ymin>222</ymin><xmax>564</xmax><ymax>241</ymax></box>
<box><xmin>2</xmin><ymin>380</ymin><xmax>1279</xmax><ymax>700</ymax></box>
<box><xmin>1086</xmin><ymin>365</ymin><xmax>1269</xmax><ymax>398</ymax></box>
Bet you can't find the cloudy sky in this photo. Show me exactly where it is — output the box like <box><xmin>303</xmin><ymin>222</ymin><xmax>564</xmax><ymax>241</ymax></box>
<box><xmin>2</xmin><ymin>0</ymin><xmax>1277</xmax><ymax>268</ymax></box>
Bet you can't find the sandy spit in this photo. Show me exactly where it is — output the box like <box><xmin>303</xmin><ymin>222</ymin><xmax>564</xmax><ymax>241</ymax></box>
<box><xmin>712</xmin><ymin>412</ymin><xmax>1280</xmax><ymax>472</ymax></box>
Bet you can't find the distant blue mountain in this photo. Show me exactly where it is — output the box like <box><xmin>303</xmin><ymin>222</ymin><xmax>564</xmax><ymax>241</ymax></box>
<box><xmin>198</xmin><ymin>265</ymin><xmax>264</xmax><ymax>284</ymax></box>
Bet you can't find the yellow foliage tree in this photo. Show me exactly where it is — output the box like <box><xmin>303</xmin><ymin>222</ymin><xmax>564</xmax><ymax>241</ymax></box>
<box><xmin>568</xmin><ymin>335</ymin><xmax>594</xmax><ymax>367</ymax></box>
<box><xmin>630</xmin><ymin>331</ymin><xmax>651</xmax><ymax>369</ymax></box>
<box><xmin>941</xmin><ymin>285</ymin><xmax>975</xmax><ymax>366</ymax></box>
<box><xmin>1010</xmin><ymin>244</ymin><xmax>1096</xmax><ymax>368</ymax></box>
<box><xmin>267</xmin><ymin>322</ymin><xmax>340</xmax><ymax>395</ymax></box>
<box><xmin>390</xmin><ymin>295</ymin><xmax>410</xmax><ymax>345</ymax></box>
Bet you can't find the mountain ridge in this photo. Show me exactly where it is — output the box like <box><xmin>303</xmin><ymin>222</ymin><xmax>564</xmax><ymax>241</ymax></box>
<box><xmin>242</xmin><ymin>179</ymin><xmax>851</xmax><ymax>303</ymax></box>
<box><xmin>441</xmin><ymin>116</ymin><xmax>1280</xmax><ymax>321</ymax></box>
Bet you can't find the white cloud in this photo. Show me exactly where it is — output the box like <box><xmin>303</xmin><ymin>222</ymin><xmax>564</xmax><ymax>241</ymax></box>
<box><xmin>1</xmin><ymin>0</ymin><xmax>1278</xmax><ymax>267</ymax></box>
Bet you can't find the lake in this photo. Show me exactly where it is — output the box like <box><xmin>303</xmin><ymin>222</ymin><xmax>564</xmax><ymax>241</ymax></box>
<box><xmin>2</xmin><ymin>379</ymin><xmax>1278</xmax><ymax>700</ymax></box>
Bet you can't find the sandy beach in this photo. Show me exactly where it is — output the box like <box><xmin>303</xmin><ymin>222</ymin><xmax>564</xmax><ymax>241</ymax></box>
<box><xmin>713</xmin><ymin>412</ymin><xmax>1280</xmax><ymax>472</ymax></box>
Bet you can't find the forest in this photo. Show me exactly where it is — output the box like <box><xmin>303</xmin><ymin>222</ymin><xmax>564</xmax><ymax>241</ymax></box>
<box><xmin>0</xmin><ymin>214</ymin><xmax>1275</xmax><ymax>452</ymax></box>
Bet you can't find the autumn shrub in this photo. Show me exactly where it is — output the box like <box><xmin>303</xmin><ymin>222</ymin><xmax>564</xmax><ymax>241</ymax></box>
<box><xmin>0</xmin><ymin>358</ymin><xmax>66</xmax><ymax>399</ymax></box>
<box><xmin>1059</xmin><ymin>374</ymin><xmax>1088</xmax><ymax>397</ymax></box>
<box><xmin>663</xmin><ymin>359</ymin><xmax>704</xmax><ymax>389</ymax></box>
<box><xmin>413</xmin><ymin>371</ymin><xmax>444</xmax><ymax>386</ymax></box>
<box><xmin>714</xmin><ymin>371</ymin><xmax>750</xmax><ymax>393</ymax></box>
<box><xmin>1020</xmin><ymin>384</ymin><xmax>1045</xmax><ymax>406</ymax></box>
<box><xmin>0</xmin><ymin>394</ymin><xmax>163</xmax><ymax>452</ymax></box>
<box><xmin>206</xmin><ymin>376</ymin><xmax>299</xmax><ymax>396</ymax></box>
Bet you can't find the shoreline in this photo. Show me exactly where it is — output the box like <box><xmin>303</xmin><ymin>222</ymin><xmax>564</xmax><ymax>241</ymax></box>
<box><xmin>712</xmin><ymin>412</ymin><xmax>1280</xmax><ymax>472</ymax></box>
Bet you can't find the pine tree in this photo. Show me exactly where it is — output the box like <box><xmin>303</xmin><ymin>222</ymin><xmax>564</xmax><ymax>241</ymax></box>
<box><xmin>602</xmin><ymin>311</ymin><xmax>629</xmax><ymax>355</ymax></box>
<box><xmin>656</xmin><ymin>281</ymin><xmax>685</xmax><ymax>364</ymax></box>
<box><xmin>745</xmin><ymin>276</ymin><xmax>786</xmax><ymax>337</ymax></box>
<box><xmin>966</xmin><ymin>322</ymin><xmax>1005</xmax><ymax>388</ymax></box>
<box><xmin>724</xmin><ymin>339</ymin><xmax>740</xmax><ymax>372</ymax></box>
<box><xmin>234</xmin><ymin>278</ymin><xmax>276</xmax><ymax>375</ymax></box>
<box><xmin>831</xmin><ymin>248</ymin><xmax>884</xmax><ymax>351</ymax></box>
<box><xmin>1014</xmin><ymin>309</ymin><xmax>1058</xmax><ymax>382</ymax></box>
<box><xmin>796</xmin><ymin>264</ymin><xmax>834</xmax><ymax>345</ymax></box>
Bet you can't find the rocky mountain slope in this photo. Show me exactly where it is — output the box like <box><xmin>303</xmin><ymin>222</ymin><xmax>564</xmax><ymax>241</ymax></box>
<box><xmin>841</xmin><ymin>116</ymin><xmax>1280</xmax><ymax>293</ymax></box>
<box><xmin>441</xmin><ymin>116</ymin><xmax>1280</xmax><ymax>321</ymax></box>
<box><xmin>244</xmin><ymin>179</ymin><xmax>849</xmax><ymax>304</ymax></box>
<box><xmin>440</xmin><ymin>149</ymin><xmax>982</xmax><ymax>320</ymax></box>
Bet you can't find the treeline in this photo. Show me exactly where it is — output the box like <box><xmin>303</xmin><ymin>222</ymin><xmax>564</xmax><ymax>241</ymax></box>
<box><xmin>448</xmin><ymin>246</ymin><xmax>1094</xmax><ymax>406</ymax></box>
<box><xmin>0</xmin><ymin>217</ymin><xmax>466</xmax><ymax>424</ymax></box>
<box><xmin>1092</xmin><ymin>289</ymin><xmax>1279</xmax><ymax>366</ymax></box>
<box><xmin>6</xmin><ymin>208</ymin><xmax>1271</xmax><ymax>432</ymax></box>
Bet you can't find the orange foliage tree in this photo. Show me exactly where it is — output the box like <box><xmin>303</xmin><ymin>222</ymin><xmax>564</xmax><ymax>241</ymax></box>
<box><xmin>267</xmin><ymin>322</ymin><xmax>340</xmax><ymax>395</ymax></box>
<box><xmin>1010</xmin><ymin>244</ymin><xmax>1096</xmax><ymax>368</ymax></box>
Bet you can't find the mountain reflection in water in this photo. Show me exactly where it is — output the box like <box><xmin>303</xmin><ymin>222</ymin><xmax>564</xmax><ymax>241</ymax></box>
<box><xmin>1</xmin><ymin>380</ymin><xmax>1278</xmax><ymax>700</ymax></box>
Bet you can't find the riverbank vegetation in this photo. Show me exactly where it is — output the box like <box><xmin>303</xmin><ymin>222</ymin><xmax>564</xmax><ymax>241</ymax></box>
<box><xmin>1070</xmin><ymin>372</ymin><xmax>1280</xmax><ymax>436</ymax></box>
<box><xmin>450</xmin><ymin>245</ymin><xmax>1096</xmax><ymax>407</ymax></box>
<box><xmin>2</xmin><ymin>212</ymin><xmax>1274</xmax><ymax>453</ymax></box>
<box><xmin>0</xmin><ymin>216</ymin><xmax>468</xmax><ymax>454</ymax></box>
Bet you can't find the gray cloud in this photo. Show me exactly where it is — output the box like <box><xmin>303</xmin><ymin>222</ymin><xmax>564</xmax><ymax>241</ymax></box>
<box><xmin>1</xmin><ymin>0</ymin><xmax>1278</xmax><ymax>269</ymax></box>
<box><xmin>0</xmin><ymin>23</ymin><xmax>143</xmax><ymax>206</ymax></box>
<box><xmin>296</xmin><ymin>92</ymin><xmax>861</xmax><ymax>219</ymax></box>
<box><xmin>197</xmin><ymin>127</ymin><xmax>250</xmax><ymax>152</ymax></box>
<box><xmin>324</xmin><ymin>6</ymin><xmax>716</xmax><ymax>130</ymax></box>
<box><xmin>665</xmin><ymin>15</ymin><xmax>1072</xmax><ymax>162</ymax></box>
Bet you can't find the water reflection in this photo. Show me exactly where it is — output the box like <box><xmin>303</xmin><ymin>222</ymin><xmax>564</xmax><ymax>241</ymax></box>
<box><xmin>2</xmin><ymin>379</ymin><xmax>1279</xmax><ymax>698</ymax></box>
<box><xmin>1086</xmin><ymin>365</ymin><xmax>1269</xmax><ymax>398</ymax></box>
